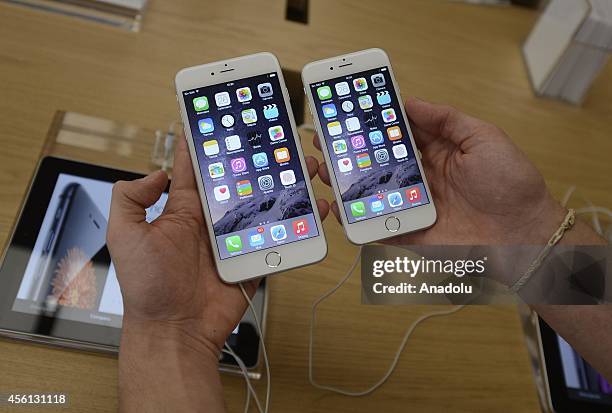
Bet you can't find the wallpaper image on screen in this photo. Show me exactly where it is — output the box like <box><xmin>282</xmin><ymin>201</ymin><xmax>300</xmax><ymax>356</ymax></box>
<box><xmin>182</xmin><ymin>72</ymin><xmax>319</xmax><ymax>260</ymax></box>
<box><xmin>309</xmin><ymin>67</ymin><xmax>430</xmax><ymax>224</ymax></box>
<box><xmin>558</xmin><ymin>335</ymin><xmax>612</xmax><ymax>405</ymax></box>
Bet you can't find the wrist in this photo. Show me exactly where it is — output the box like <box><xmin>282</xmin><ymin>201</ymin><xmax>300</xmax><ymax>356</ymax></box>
<box><xmin>520</xmin><ymin>196</ymin><xmax>567</xmax><ymax>244</ymax></box>
<box><xmin>118</xmin><ymin>318</ymin><xmax>226</xmax><ymax>412</ymax></box>
<box><xmin>121</xmin><ymin>317</ymin><xmax>221</xmax><ymax>365</ymax></box>
<box><xmin>489</xmin><ymin>196</ymin><xmax>606</xmax><ymax>287</ymax></box>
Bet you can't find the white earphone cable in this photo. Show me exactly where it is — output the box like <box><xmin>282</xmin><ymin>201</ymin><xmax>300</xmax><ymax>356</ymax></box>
<box><xmin>308</xmin><ymin>247</ymin><xmax>465</xmax><ymax>397</ymax></box>
<box><xmin>239</xmin><ymin>283</ymin><xmax>271</xmax><ymax>413</ymax></box>
<box><xmin>222</xmin><ymin>344</ymin><xmax>260</xmax><ymax>413</ymax></box>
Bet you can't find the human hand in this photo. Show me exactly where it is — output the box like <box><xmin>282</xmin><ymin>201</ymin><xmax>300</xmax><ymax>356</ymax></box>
<box><xmin>107</xmin><ymin>135</ymin><xmax>330</xmax><ymax>354</ymax></box>
<box><xmin>316</xmin><ymin>97</ymin><xmax>566</xmax><ymax>248</ymax></box>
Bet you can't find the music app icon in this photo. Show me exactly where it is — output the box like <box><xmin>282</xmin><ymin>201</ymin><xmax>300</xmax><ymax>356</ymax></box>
<box><xmin>406</xmin><ymin>186</ymin><xmax>422</xmax><ymax>203</ymax></box>
<box><xmin>292</xmin><ymin>219</ymin><xmax>309</xmax><ymax>236</ymax></box>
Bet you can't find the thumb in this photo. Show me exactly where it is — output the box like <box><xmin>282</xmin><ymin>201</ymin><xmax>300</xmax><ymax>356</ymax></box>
<box><xmin>109</xmin><ymin>170</ymin><xmax>168</xmax><ymax>231</ymax></box>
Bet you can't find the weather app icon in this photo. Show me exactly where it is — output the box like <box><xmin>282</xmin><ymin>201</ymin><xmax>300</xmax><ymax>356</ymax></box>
<box><xmin>322</xmin><ymin>103</ymin><xmax>337</xmax><ymax>118</ymax></box>
<box><xmin>198</xmin><ymin>118</ymin><xmax>214</xmax><ymax>134</ymax></box>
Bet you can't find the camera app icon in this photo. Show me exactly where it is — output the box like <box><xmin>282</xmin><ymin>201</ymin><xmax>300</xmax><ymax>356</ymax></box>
<box><xmin>371</xmin><ymin>73</ymin><xmax>386</xmax><ymax>87</ymax></box>
<box><xmin>258</xmin><ymin>83</ymin><xmax>273</xmax><ymax>98</ymax></box>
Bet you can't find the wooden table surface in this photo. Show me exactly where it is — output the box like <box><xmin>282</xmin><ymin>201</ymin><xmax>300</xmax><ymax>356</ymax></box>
<box><xmin>1</xmin><ymin>1</ymin><xmax>611</xmax><ymax>412</ymax></box>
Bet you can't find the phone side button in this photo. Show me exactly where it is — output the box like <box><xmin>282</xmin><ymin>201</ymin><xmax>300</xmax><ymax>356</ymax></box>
<box><xmin>385</xmin><ymin>216</ymin><xmax>400</xmax><ymax>232</ymax></box>
<box><xmin>265</xmin><ymin>251</ymin><xmax>281</xmax><ymax>268</ymax></box>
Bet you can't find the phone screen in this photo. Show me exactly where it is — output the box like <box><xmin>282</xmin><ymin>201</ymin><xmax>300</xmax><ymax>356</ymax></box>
<box><xmin>182</xmin><ymin>72</ymin><xmax>319</xmax><ymax>260</ymax></box>
<box><xmin>309</xmin><ymin>67</ymin><xmax>430</xmax><ymax>224</ymax></box>
<box><xmin>558</xmin><ymin>334</ymin><xmax>612</xmax><ymax>404</ymax></box>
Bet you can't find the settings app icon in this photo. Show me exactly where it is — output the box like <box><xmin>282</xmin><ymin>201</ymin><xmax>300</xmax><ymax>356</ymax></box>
<box><xmin>258</xmin><ymin>175</ymin><xmax>274</xmax><ymax>191</ymax></box>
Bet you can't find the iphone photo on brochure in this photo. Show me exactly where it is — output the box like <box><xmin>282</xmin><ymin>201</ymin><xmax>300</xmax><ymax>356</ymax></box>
<box><xmin>175</xmin><ymin>53</ymin><xmax>327</xmax><ymax>283</ymax></box>
<box><xmin>302</xmin><ymin>48</ymin><xmax>436</xmax><ymax>245</ymax></box>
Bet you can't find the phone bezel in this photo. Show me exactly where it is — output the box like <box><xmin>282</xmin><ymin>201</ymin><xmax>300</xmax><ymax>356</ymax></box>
<box><xmin>302</xmin><ymin>48</ymin><xmax>437</xmax><ymax>245</ymax></box>
<box><xmin>175</xmin><ymin>52</ymin><xmax>327</xmax><ymax>283</ymax></box>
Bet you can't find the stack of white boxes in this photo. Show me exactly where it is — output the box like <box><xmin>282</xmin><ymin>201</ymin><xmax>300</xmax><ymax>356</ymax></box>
<box><xmin>523</xmin><ymin>0</ymin><xmax>612</xmax><ymax>104</ymax></box>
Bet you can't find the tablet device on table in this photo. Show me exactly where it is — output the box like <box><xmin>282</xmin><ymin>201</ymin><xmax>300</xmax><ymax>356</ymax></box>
<box><xmin>0</xmin><ymin>157</ymin><xmax>266</xmax><ymax>371</ymax></box>
<box><xmin>536</xmin><ymin>316</ymin><xmax>611</xmax><ymax>412</ymax></box>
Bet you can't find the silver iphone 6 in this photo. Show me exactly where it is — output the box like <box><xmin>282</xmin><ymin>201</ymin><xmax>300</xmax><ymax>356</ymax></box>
<box><xmin>175</xmin><ymin>53</ymin><xmax>327</xmax><ymax>283</ymax></box>
<box><xmin>302</xmin><ymin>48</ymin><xmax>436</xmax><ymax>244</ymax></box>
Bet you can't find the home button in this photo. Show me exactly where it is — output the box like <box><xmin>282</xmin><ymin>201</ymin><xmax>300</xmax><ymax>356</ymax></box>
<box><xmin>385</xmin><ymin>216</ymin><xmax>400</xmax><ymax>232</ymax></box>
<box><xmin>265</xmin><ymin>251</ymin><xmax>281</xmax><ymax>268</ymax></box>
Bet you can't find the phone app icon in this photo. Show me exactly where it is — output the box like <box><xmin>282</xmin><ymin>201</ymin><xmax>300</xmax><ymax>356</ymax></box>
<box><xmin>406</xmin><ymin>186</ymin><xmax>422</xmax><ymax>203</ymax></box>
<box><xmin>387</xmin><ymin>126</ymin><xmax>403</xmax><ymax>141</ymax></box>
<box><xmin>274</xmin><ymin>147</ymin><xmax>290</xmax><ymax>163</ymax></box>
<box><xmin>337</xmin><ymin>157</ymin><xmax>353</xmax><ymax>172</ymax></box>
<box><xmin>258</xmin><ymin>82</ymin><xmax>273</xmax><ymax>98</ymax></box>
<box><xmin>268</xmin><ymin>125</ymin><xmax>285</xmax><ymax>141</ymax></box>
<box><xmin>248</xmin><ymin>231</ymin><xmax>265</xmax><ymax>247</ymax></box>
<box><xmin>193</xmin><ymin>96</ymin><xmax>209</xmax><ymax>112</ymax></box>
<box><xmin>341</xmin><ymin>100</ymin><xmax>354</xmax><ymax>113</ymax></box>
<box><xmin>214</xmin><ymin>185</ymin><xmax>230</xmax><ymax>201</ymax></box>
<box><xmin>292</xmin><ymin>219</ymin><xmax>309</xmax><ymax>235</ymax></box>
<box><xmin>322</xmin><ymin>103</ymin><xmax>337</xmax><ymax>118</ymax></box>
<box><xmin>230</xmin><ymin>157</ymin><xmax>247</xmax><ymax>173</ymax></box>
<box><xmin>345</xmin><ymin>117</ymin><xmax>360</xmax><ymax>132</ymax></box>
<box><xmin>225</xmin><ymin>235</ymin><xmax>243</xmax><ymax>252</ymax></box>
<box><xmin>376</xmin><ymin>91</ymin><xmax>391</xmax><ymax>105</ymax></box>
<box><xmin>236</xmin><ymin>180</ymin><xmax>253</xmax><ymax>197</ymax></box>
<box><xmin>327</xmin><ymin>121</ymin><xmax>342</xmax><ymax>136</ymax></box>
<box><xmin>263</xmin><ymin>104</ymin><xmax>279</xmax><ymax>119</ymax></box>
<box><xmin>374</xmin><ymin>148</ymin><xmax>389</xmax><ymax>163</ymax></box>
<box><xmin>225</xmin><ymin>135</ymin><xmax>241</xmax><ymax>151</ymax></box>
<box><xmin>335</xmin><ymin>81</ymin><xmax>350</xmax><ymax>96</ymax></box>
<box><xmin>236</xmin><ymin>87</ymin><xmax>252</xmax><ymax>102</ymax></box>
<box><xmin>317</xmin><ymin>86</ymin><xmax>332</xmax><ymax>100</ymax></box>
<box><xmin>241</xmin><ymin>108</ymin><xmax>258</xmax><ymax>124</ymax></box>
<box><xmin>247</xmin><ymin>130</ymin><xmax>262</xmax><ymax>146</ymax></box>
<box><xmin>332</xmin><ymin>139</ymin><xmax>347</xmax><ymax>154</ymax></box>
<box><xmin>350</xmin><ymin>201</ymin><xmax>366</xmax><ymax>217</ymax></box>
<box><xmin>280</xmin><ymin>170</ymin><xmax>296</xmax><ymax>185</ymax></box>
<box><xmin>221</xmin><ymin>114</ymin><xmax>235</xmax><ymax>128</ymax></box>
<box><xmin>350</xmin><ymin>135</ymin><xmax>366</xmax><ymax>149</ymax></box>
<box><xmin>353</xmin><ymin>77</ymin><xmax>368</xmax><ymax>91</ymax></box>
<box><xmin>371</xmin><ymin>73</ymin><xmax>386</xmax><ymax>87</ymax></box>
<box><xmin>369</xmin><ymin>130</ymin><xmax>384</xmax><ymax>145</ymax></box>
<box><xmin>270</xmin><ymin>224</ymin><xmax>287</xmax><ymax>241</ymax></box>
<box><xmin>258</xmin><ymin>175</ymin><xmax>274</xmax><ymax>191</ymax></box>
<box><xmin>356</xmin><ymin>153</ymin><xmax>371</xmax><ymax>168</ymax></box>
<box><xmin>387</xmin><ymin>191</ymin><xmax>404</xmax><ymax>208</ymax></box>
<box><xmin>208</xmin><ymin>162</ymin><xmax>225</xmax><ymax>178</ymax></box>
<box><xmin>203</xmin><ymin>140</ymin><xmax>219</xmax><ymax>156</ymax></box>
<box><xmin>252</xmin><ymin>152</ymin><xmax>269</xmax><ymax>168</ymax></box>
<box><xmin>370</xmin><ymin>196</ymin><xmax>385</xmax><ymax>213</ymax></box>
<box><xmin>215</xmin><ymin>91</ymin><xmax>230</xmax><ymax>107</ymax></box>
<box><xmin>358</xmin><ymin>95</ymin><xmax>373</xmax><ymax>110</ymax></box>
<box><xmin>382</xmin><ymin>108</ymin><xmax>397</xmax><ymax>123</ymax></box>
<box><xmin>198</xmin><ymin>118</ymin><xmax>214</xmax><ymax>134</ymax></box>
<box><xmin>392</xmin><ymin>143</ymin><xmax>408</xmax><ymax>159</ymax></box>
